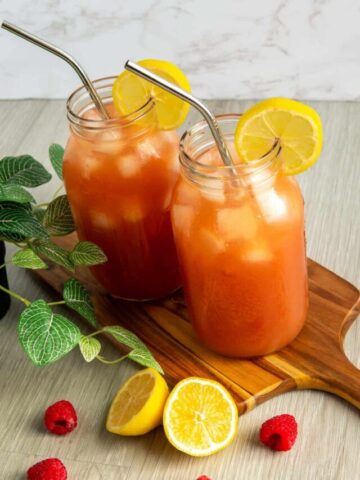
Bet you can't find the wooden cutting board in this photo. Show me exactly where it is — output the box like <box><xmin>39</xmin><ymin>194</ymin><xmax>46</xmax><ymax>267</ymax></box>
<box><xmin>34</xmin><ymin>235</ymin><xmax>360</xmax><ymax>415</ymax></box>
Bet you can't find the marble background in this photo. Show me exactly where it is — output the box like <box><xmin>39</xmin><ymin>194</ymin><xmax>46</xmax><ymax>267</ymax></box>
<box><xmin>0</xmin><ymin>0</ymin><xmax>360</xmax><ymax>100</ymax></box>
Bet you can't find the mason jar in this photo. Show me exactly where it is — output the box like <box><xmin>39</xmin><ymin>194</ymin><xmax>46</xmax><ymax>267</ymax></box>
<box><xmin>171</xmin><ymin>114</ymin><xmax>308</xmax><ymax>357</ymax></box>
<box><xmin>63</xmin><ymin>77</ymin><xmax>181</xmax><ymax>300</ymax></box>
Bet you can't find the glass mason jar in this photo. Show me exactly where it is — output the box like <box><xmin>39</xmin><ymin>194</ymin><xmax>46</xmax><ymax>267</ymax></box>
<box><xmin>171</xmin><ymin>115</ymin><xmax>308</xmax><ymax>357</ymax></box>
<box><xmin>63</xmin><ymin>77</ymin><xmax>181</xmax><ymax>300</ymax></box>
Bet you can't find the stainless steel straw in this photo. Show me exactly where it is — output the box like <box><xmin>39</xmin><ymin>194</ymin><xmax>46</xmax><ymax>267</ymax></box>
<box><xmin>125</xmin><ymin>60</ymin><xmax>236</xmax><ymax>171</ymax></box>
<box><xmin>1</xmin><ymin>20</ymin><xmax>109</xmax><ymax>119</ymax></box>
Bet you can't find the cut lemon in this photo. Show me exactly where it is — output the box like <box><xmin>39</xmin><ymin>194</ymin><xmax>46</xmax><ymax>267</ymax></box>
<box><xmin>163</xmin><ymin>377</ymin><xmax>238</xmax><ymax>456</ymax></box>
<box><xmin>112</xmin><ymin>59</ymin><xmax>191</xmax><ymax>130</ymax></box>
<box><xmin>106</xmin><ymin>368</ymin><xmax>169</xmax><ymax>436</ymax></box>
<box><xmin>235</xmin><ymin>97</ymin><xmax>323</xmax><ymax>175</ymax></box>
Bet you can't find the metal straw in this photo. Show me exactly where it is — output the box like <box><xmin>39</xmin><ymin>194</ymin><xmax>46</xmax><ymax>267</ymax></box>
<box><xmin>125</xmin><ymin>60</ymin><xmax>236</xmax><ymax>171</ymax></box>
<box><xmin>1</xmin><ymin>20</ymin><xmax>109</xmax><ymax>119</ymax></box>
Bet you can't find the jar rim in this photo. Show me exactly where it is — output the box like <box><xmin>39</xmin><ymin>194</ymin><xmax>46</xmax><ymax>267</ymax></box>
<box><xmin>66</xmin><ymin>75</ymin><xmax>155</xmax><ymax>130</ymax></box>
<box><xmin>179</xmin><ymin>113</ymin><xmax>282</xmax><ymax>182</ymax></box>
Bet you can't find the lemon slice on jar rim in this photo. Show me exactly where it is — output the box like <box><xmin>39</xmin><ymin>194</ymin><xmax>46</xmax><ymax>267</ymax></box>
<box><xmin>234</xmin><ymin>97</ymin><xmax>323</xmax><ymax>175</ymax></box>
<box><xmin>112</xmin><ymin>59</ymin><xmax>191</xmax><ymax>130</ymax></box>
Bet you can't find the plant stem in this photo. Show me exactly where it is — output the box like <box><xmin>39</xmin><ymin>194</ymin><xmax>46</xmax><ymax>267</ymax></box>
<box><xmin>51</xmin><ymin>184</ymin><xmax>64</xmax><ymax>200</ymax></box>
<box><xmin>0</xmin><ymin>263</ymin><xmax>6</xmax><ymax>269</ymax></box>
<box><xmin>96</xmin><ymin>354</ymin><xmax>129</xmax><ymax>365</ymax></box>
<box><xmin>0</xmin><ymin>284</ymin><xmax>30</xmax><ymax>306</ymax></box>
<box><xmin>35</xmin><ymin>202</ymin><xmax>49</xmax><ymax>209</ymax></box>
<box><xmin>47</xmin><ymin>300</ymin><xmax>66</xmax><ymax>306</ymax></box>
<box><xmin>87</xmin><ymin>329</ymin><xmax>103</xmax><ymax>338</ymax></box>
<box><xmin>13</xmin><ymin>243</ymin><xmax>27</xmax><ymax>249</ymax></box>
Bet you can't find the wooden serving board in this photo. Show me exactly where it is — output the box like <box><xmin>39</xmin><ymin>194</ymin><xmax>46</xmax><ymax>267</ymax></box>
<box><xmin>34</xmin><ymin>235</ymin><xmax>360</xmax><ymax>415</ymax></box>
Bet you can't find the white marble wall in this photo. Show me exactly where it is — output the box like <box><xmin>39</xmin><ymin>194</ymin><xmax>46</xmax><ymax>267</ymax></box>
<box><xmin>1</xmin><ymin>0</ymin><xmax>359</xmax><ymax>100</ymax></box>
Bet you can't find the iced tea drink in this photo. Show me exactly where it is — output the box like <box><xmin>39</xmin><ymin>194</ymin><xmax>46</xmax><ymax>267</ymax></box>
<box><xmin>63</xmin><ymin>77</ymin><xmax>181</xmax><ymax>299</ymax></box>
<box><xmin>172</xmin><ymin>115</ymin><xmax>308</xmax><ymax>357</ymax></box>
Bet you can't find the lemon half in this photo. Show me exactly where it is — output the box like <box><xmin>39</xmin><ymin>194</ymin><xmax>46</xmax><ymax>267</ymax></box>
<box><xmin>163</xmin><ymin>377</ymin><xmax>238</xmax><ymax>456</ymax></box>
<box><xmin>106</xmin><ymin>368</ymin><xmax>169</xmax><ymax>436</ymax></box>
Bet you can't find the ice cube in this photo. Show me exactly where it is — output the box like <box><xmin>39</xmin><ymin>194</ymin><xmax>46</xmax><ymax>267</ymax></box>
<box><xmin>94</xmin><ymin>130</ymin><xmax>123</xmax><ymax>155</ymax></box>
<box><xmin>256</xmin><ymin>188</ymin><xmax>287</xmax><ymax>223</ymax></box>
<box><xmin>122</xmin><ymin>200</ymin><xmax>145</xmax><ymax>223</ymax></box>
<box><xmin>199</xmin><ymin>228</ymin><xmax>225</xmax><ymax>255</ymax></box>
<box><xmin>176</xmin><ymin>180</ymin><xmax>201</xmax><ymax>206</ymax></box>
<box><xmin>166</xmin><ymin>145</ymin><xmax>180</xmax><ymax>173</ymax></box>
<box><xmin>82</xmin><ymin>108</ymin><xmax>103</xmax><ymax>121</ymax></box>
<box><xmin>159</xmin><ymin>130</ymin><xmax>179</xmax><ymax>147</ymax></box>
<box><xmin>117</xmin><ymin>154</ymin><xmax>141</xmax><ymax>178</ymax></box>
<box><xmin>200</xmin><ymin>149</ymin><xmax>220</xmax><ymax>166</ymax></box>
<box><xmin>91</xmin><ymin>211</ymin><xmax>116</xmax><ymax>230</ymax></box>
<box><xmin>200</xmin><ymin>179</ymin><xmax>226</xmax><ymax>204</ymax></box>
<box><xmin>246</xmin><ymin>165</ymin><xmax>272</xmax><ymax>187</ymax></box>
<box><xmin>227</xmin><ymin>143</ymin><xmax>241</xmax><ymax>163</ymax></box>
<box><xmin>162</xmin><ymin>190</ymin><xmax>174</xmax><ymax>210</ymax></box>
<box><xmin>100</xmin><ymin>129</ymin><xmax>122</xmax><ymax>142</ymax></box>
<box><xmin>200</xmin><ymin>143</ymin><xmax>241</xmax><ymax>166</ymax></box>
<box><xmin>217</xmin><ymin>205</ymin><xmax>258</xmax><ymax>242</ymax></box>
<box><xmin>241</xmin><ymin>239</ymin><xmax>274</xmax><ymax>263</ymax></box>
<box><xmin>82</xmin><ymin>155</ymin><xmax>101</xmax><ymax>179</ymax></box>
<box><xmin>136</xmin><ymin>136</ymin><xmax>161</xmax><ymax>162</ymax></box>
<box><xmin>171</xmin><ymin>205</ymin><xmax>195</xmax><ymax>236</ymax></box>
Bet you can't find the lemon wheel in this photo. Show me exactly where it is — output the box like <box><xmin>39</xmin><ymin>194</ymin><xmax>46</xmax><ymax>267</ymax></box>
<box><xmin>112</xmin><ymin>59</ymin><xmax>191</xmax><ymax>130</ymax></box>
<box><xmin>163</xmin><ymin>377</ymin><xmax>238</xmax><ymax>456</ymax></box>
<box><xmin>235</xmin><ymin>97</ymin><xmax>323</xmax><ymax>175</ymax></box>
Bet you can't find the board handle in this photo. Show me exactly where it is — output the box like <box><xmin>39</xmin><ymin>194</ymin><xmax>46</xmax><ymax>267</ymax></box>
<box><xmin>317</xmin><ymin>353</ymin><xmax>360</xmax><ymax>410</ymax></box>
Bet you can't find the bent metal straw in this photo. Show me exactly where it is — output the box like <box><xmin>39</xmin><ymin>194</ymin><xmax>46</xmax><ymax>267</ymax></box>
<box><xmin>125</xmin><ymin>60</ymin><xmax>236</xmax><ymax>171</ymax></box>
<box><xmin>1</xmin><ymin>20</ymin><xmax>109</xmax><ymax>119</ymax></box>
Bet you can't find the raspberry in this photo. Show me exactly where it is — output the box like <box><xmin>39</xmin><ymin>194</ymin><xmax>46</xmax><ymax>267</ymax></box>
<box><xmin>260</xmin><ymin>414</ymin><xmax>298</xmax><ymax>451</ymax></box>
<box><xmin>44</xmin><ymin>400</ymin><xmax>77</xmax><ymax>435</ymax></box>
<box><xmin>27</xmin><ymin>458</ymin><xmax>67</xmax><ymax>480</ymax></box>
<box><xmin>197</xmin><ymin>476</ymin><xmax>212</xmax><ymax>480</ymax></box>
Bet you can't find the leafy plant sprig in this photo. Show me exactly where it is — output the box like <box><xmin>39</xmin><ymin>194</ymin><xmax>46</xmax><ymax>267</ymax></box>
<box><xmin>0</xmin><ymin>145</ymin><xmax>163</xmax><ymax>373</ymax></box>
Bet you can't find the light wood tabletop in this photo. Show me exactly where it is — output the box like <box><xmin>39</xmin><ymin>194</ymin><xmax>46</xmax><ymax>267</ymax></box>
<box><xmin>0</xmin><ymin>99</ymin><xmax>359</xmax><ymax>480</ymax></box>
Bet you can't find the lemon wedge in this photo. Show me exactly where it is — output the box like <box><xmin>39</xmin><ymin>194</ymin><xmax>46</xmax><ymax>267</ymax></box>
<box><xmin>106</xmin><ymin>368</ymin><xmax>169</xmax><ymax>436</ymax></box>
<box><xmin>235</xmin><ymin>97</ymin><xmax>323</xmax><ymax>175</ymax></box>
<box><xmin>112</xmin><ymin>59</ymin><xmax>191</xmax><ymax>130</ymax></box>
<box><xmin>163</xmin><ymin>377</ymin><xmax>238</xmax><ymax>456</ymax></box>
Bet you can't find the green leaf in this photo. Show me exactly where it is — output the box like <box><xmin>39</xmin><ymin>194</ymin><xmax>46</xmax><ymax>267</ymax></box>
<box><xmin>33</xmin><ymin>207</ymin><xmax>46</xmax><ymax>223</ymax></box>
<box><xmin>70</xmin><ymin>241</ymin><xmax>107</xmax><ymax>266</ymax></box>
<box><xmin>49</xmin><ymin>144</ymin><xmax>64</xmax><ymax>180</ymax></box>
<box><xmin>103</xmin><ymin>326</ymin><xmax>163</xmax><ymax>374</ymax></box>
<box><xmin>63</xmin><ymin>278</ymin><xmax>97</xmax><ymax>326</ymax></box>
<box><xmin>0</xmin><ymin>155</ymin><xmax>51</xmax><ymax>187</ymax></box>
<box><xmin>128</xmin><ymin>349</ymin><xmax>163</xmax><ymax>373</ymax></box>
<box><xmin>32</xmin><ymin>239</ymin><xmax>74</xmax><ymax>271</ymax></box>
<box><xmin>0</xmin><ymin>203</ymin><xmax>30</xmax><ymax>242</ymax></box>
<box><xmin>0</xmin><ymin>207</ymin><xmax>49</xmax><ymax>240</ymax></box>
<box><xmin>43</xmin><ymin>195</ymin><xmax>75</xmax><ymax>236</ymax></box>
<box><xmin>0</xmin><ymin>201</ymin><xmax>31</xmax><ymax>212</ymax></box>
<box><xmin>0</xmin><ymin>231</ymin><xmax>27</xmax><ymax>243</ymax></box>
<box><xmin>0</xmin><ymin>184</ymin><xmax>35</xmax><ymax>204</ymax></box>
<box><xmin>79</xmin><ymin>335</ymin><xmax>101</xmax><ymax>362</ymax></box>
<box><xmin>18</xmin><ymin>299</ymin><xmax>81</xmax><ymax>366</ymax></box>
<box><xmin>12</xmin><ymin>247</ymin><xmax>48</xmax><ymax>269</ymax></box>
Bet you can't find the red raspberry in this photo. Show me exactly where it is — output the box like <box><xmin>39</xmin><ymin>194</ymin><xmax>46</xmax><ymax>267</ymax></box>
<box><xmin>197</xmin><ymin>477</ymin><xmax>212</xmax><ymax>480</ymax></box>
<box><xmin>27</xmin><ymin>458</ymin><xmax>67</xmax><ymax>480</ymax></box>
<box><xmin>260</xmin><ymin>414</ymin><xmax>298</xmax><ymax>451</ymax></box>
<box><xmin>44</xmin><ymin>400</ymin><xmax>77</xmax><ymax>435</ymax></box>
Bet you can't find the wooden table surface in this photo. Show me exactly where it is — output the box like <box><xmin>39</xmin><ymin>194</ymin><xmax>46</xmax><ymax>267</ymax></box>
<box><xmin>0</xmin><ymin>99</ymin><xmax>359</xmax><ymax>480</ymax></box>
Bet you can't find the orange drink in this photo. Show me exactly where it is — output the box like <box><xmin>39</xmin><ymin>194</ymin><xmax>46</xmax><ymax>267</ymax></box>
<box><xmin>63</xmin><ymin>77</ymin><xmax>181</xmax><ymax>300</ymax></box>
<box><xmin>171</xmin><ymin>115</ymin><xmax>308</xmax><ymax>357</ymax></box>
